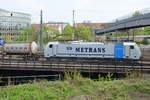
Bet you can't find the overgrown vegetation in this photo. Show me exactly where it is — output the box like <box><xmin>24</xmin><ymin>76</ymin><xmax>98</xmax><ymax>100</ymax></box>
<box><xmin>142</xmin><ymin>38</ymin><xmax>150</xmax><ymax>45</ymax></box>
<box><xmin>0</xmin><ymin>72</ymin><xmax>150</xmax><ymax>100</ymax></box>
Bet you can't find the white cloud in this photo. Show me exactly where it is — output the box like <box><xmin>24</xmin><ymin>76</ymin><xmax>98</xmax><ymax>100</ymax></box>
<box><xmin>0</xmin><ymin>0</ymin><xmax>150</xmax><ymax>23</ymax></box>
<box><xmin>72</xmin><ymin>0</ymin><xmax>92</xmax><ymax>10</ymax></box>
<box><xmin>13</xmin><ymin>0</ymin><xmax>44</xmax><ymax>23</ymax></box>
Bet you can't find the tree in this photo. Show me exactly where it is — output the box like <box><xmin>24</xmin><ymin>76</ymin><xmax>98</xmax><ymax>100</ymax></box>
<box><xmin>3</xmin><ymin>30</ymin><xmax>12</xmax><ymax>42</ymax></box>
<box><xmin>75</xmin><ymin>25</ymin><xmax>91</xmax><ymax>40</ymax></box>
<box><xmin>15</xmin><ymin>27</ymin><xmax>35</xmax><ymax>41</ymax></box>
<box><xmin>132</xmin><ymin>11</ymin><xmax>141</xmax><ymax>17</ymax></box>
<box><xmin>4</xmin><ymin>35</ymin><xmax>11</xmax><ymax>42</ymax></box>
<box><xmin>129</xmin><ymin>28</ymin><xmax>143</xmax><ymax>36</ymax></box>
<box><xmin>15</xmin><ymin>30</ymin><xmax>27</xmax><ymax>41</ymax></box>
<box><xmin>43</xmin><ymin>26</ymin><xmax>61</xmax><ymax>44</ymax></box>
<box><xmin>31</xmin><ymin>26</ymin><xmax>40</xmax><ymax>41</ymax></box>
<box><xmin>142</xmin><ymin>38</ymin><xmax>150</xmax><ymax>45</ymax></box>
<box><xmin>62</xmin><ymin>24</ymin><xmax>72</xmax><ymax>40</ymax></box>
<box><xmin>143</xmin><ymin>26</ymin><xmax>150</xmax><ymax>35</ymax></box>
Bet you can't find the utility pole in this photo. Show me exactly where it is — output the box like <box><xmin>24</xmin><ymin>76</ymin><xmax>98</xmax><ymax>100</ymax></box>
<box><xmin>133</xmin><ymin>29</ymin><xmax>135</xmax><ymax>41</ymax></box>
<box><xmin>72</xmin><ymin>10</ymin><xmax>75</xmax><ymax>40</ymax></box>
<box><xmin>127</xmin><ymin>29</ymin><xmax>129</xmax><ymax>41</ymax></box>
<box><xmin>40</xmin><ymin>10</ymin><xmax>43</xmax><ymax>51</ymax></box>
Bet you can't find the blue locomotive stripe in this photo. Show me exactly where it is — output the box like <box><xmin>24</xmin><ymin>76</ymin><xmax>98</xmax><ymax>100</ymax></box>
<box><xmin>114</xmin><ymin>44</ymin><xmax>124</xmax><ymax>58</ymax></box>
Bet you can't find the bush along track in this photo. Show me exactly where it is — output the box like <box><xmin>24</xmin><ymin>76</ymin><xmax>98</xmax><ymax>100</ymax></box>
<box><xmin>0</xmin><ymin>72</ymin><xmax>150</xmax><ymax>100</ymax></box>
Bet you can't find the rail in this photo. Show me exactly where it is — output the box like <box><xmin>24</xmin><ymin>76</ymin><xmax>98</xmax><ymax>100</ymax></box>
<box><xmin>141</xmin><ymin>47</ymin><xmax>150</xmax><ymax>61</ymax></box>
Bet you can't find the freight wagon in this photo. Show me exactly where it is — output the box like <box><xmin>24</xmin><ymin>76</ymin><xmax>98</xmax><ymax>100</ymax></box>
<box><xmin>3</xmin><ymin>41</ymin><xmax>38</xmax><ymax>55</ymax></box>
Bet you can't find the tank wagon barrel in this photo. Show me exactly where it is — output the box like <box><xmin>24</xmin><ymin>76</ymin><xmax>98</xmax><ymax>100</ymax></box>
<box><xmin>3</xmin><ymin>41</ymin><xmax>38</xmax><ymax>55</ymax></box>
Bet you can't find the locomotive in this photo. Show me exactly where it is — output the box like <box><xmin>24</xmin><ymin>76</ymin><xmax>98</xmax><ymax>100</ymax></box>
<box><xmin>44</xmin><ymin>41</ymin><xmax>141</xmax><ymax>60</ymax></box>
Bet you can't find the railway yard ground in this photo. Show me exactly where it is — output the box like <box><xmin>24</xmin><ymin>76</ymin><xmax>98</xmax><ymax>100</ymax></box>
<box><xmin>0</xmin><ymin>45</ymin><xmax>150</xmax><ymax>100</ymax></box>
<box><xmin>0</xmin><ymin>46</ymin><xmax>150</xmax><ymax>85</ymax></box>
<box><xmin>0</xmin><ymin>72</ymin><xmax>150</xmax><ymax>100</ymax></box>
<box><xmin>0</xmin><ymin>44</ymin><xmax>149</xmax><ymax>74</ymax></box>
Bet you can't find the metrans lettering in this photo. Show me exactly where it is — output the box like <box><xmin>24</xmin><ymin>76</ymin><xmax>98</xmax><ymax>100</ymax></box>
<box><xmin>75</xmin><ymin>48</ymin><xmax>105</xmax><ymax>53</ymax></box>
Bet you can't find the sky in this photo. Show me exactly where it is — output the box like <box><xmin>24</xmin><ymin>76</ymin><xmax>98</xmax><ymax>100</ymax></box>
<box><xmin>0</xmin><ymin>0</ymin><xmax>150</xmax><ymax>24</ymax></box>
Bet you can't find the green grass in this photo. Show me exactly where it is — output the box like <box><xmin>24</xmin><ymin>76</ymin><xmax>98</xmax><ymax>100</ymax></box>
<box><xmin>0</xmin><ymin>72</ymin><xmax>150</xmax><ymax>100</ymax></box>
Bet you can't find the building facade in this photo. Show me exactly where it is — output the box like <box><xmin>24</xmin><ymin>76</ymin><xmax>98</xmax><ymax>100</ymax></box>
<box><xmin>0</xmin><ymin>8</ymin><xmax>31</xmax><ymax>40</ymax></box>
<box><xmin>46</xmin><ymin>22</ymin><xmax>68</xmax><ymax>33</ymax></box>
<box><xmin>76</xmin><ymin>23</ymin><xmax>109</xmax><ymax>29</ymax></box>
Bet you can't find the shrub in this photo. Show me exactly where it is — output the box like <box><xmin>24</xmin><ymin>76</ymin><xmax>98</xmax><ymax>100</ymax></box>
<box><xmin>142</xmin><ymin>38</ymin><xmax>150</xmax><ymax>45</ymax></box>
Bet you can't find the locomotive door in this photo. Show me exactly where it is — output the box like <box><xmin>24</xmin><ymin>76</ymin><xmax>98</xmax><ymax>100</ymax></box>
<box><xmin>124</xmin><ymin>46</ymin><xmax>130</xmax><ymax>58</ymax></box>
<box><xmin>129</xmin><ymin>45</ymin><xmax>135</xmax><ymax>59</ymax></box>
<box><xmin>48</xmin><ymin>44</ymin><xmax>53</xmax><ymax>56</ymax></box>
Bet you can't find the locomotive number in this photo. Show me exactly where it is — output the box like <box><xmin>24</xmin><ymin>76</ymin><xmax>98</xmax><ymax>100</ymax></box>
<box><xmin>66</xmin><ymin>47</ymin><xmax>72</xmax><ymax>50</ymax></box>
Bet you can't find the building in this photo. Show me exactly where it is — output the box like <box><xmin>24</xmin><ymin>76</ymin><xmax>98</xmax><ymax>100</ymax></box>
<box><xmin>45</xmin><ymin>22</ymin><xmax>69</xmax><ymax>33</ymax></box>
<box><xmin>0</xmin><ymin>8</ymin><xmax>31</xmax><ymax>40</ymax></box>
<box><xmin>76</xmin><ymin>23</ymin><xmax>109</xmax><ymax>29</ymax></box>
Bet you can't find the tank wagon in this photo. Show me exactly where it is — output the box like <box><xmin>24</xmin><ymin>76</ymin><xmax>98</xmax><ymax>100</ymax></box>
<box><xmin>44</xmin><ymin>41</ymin><xmax>141</xmax><ymax>60</ymax></box>
<box><xmin>3</xmin><ymin>41</ymin><xmax>38</xmax><ymax>55</ymax></box>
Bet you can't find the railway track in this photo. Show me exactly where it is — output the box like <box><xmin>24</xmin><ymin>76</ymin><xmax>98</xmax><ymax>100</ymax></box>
<box><xmin>0</xmin><ymin>56</ymin><xmax>150</xmax><ymax>73</ymax></box>
<box><xmin>0</xmin><ymin>47</ymin><xmax>149</xmax><ymax>73</ymax></box>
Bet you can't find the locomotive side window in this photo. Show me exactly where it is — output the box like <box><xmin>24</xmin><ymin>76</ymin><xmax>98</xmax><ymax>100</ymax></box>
<box><xmin>130</xmin><ymin>45</ymin><xmax>134</xmax><ymax>49</ymax></box>
<box><xmin>49</xmin><ymin>44</ymin><xmax>53</xmax><ymax>48</ymax></box>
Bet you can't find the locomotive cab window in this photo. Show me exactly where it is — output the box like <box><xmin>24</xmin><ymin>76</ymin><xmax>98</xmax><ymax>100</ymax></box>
<box><xmin>130</xmin><ymin>45</ymin><xmax>134</xmax><ymax>49</ymax></box>
<box><xmin>49</xmin><ymin>44</ymin><xmax>53</xmax><ymax>48</ymax></box>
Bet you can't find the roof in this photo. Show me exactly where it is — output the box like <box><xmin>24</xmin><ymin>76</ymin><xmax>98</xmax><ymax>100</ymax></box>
<box><xmin>48</xmin><ymin>25</ymin><xmax>60</xmax><ymax>29</ymax></box>
<box><xmin>31</xmin><ymin>24</ymin><xmax>49</xmax><ymax>27</ymax></box>
<box><xmin>0</xmin><ymin>8</ymin><xmax>30</xmax><ymax>16</ymax></box>
<box><xmin>31</xmin><ymin>24</ymin><xmax>60</xmax><ymax>29</ymax></box>
<box><xmin>123</xmin><ymin>42</ymin><xmax>136</xmax><ymax>45</ymax></box>
<box><xmin>47</xmin><ymin>41</ymin><xmax>104</xmax><ymax>45</ymax></box>
<box><xmin>46</xmin><ymin>22</ymin><xmax>69</xmax><ymax>25</ymax></box>
<box><xmin>76</xmin><ymin>23</ymin><xmax>110</xmax><ymax>28</ymax></box>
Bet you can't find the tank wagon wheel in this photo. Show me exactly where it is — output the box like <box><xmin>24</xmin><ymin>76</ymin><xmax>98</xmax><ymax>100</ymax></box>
<box><xmin>23</xmin><ymin>56</ymin><xmax>28</xmax><ymax>61</ymax></box>
<box><xmin>46</xmin><ymin>57</ymin><xmax>56</xmax><ymax>62</ymax></box>
<box><xmin>33</xmin><ymin>56</ymin><xmax>40</xmax><ymax>61</ymax></box>
<box><xmin>34</xmin><ymin>56</ymin><xmax>39</xmax><ymax>61</ymax></box>
<box><xmin>29</xmin><ymin>56</ymin><xmax>37</xmax><ymax>61</ymax></box>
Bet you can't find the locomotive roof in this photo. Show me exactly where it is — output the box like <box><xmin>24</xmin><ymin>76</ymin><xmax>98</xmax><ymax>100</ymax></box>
<box><xmin>47</xmin><ymin>41</ymin><xmax>137</xmax><ymax>45</ymax></box>
<box><xmin>123</xmin><ymin>42</ymin><xmax>136</xmax><ymax>45</ymax></box>
<box><xmin>47</xmin><ymin>41</ymin><xmax>104</xmax><ymax>45</ymax></box>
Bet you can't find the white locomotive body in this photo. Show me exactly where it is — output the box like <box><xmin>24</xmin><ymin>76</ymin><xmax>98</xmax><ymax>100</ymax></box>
<box><xmin>44</xmin><ymin>41</ymin><xmax>141</xmax><ymax>60</ymax></box>
<box><xmin>3</xmin><ymin>41</ymin><xmax>38</xmax><ymax>55</ymax></box>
